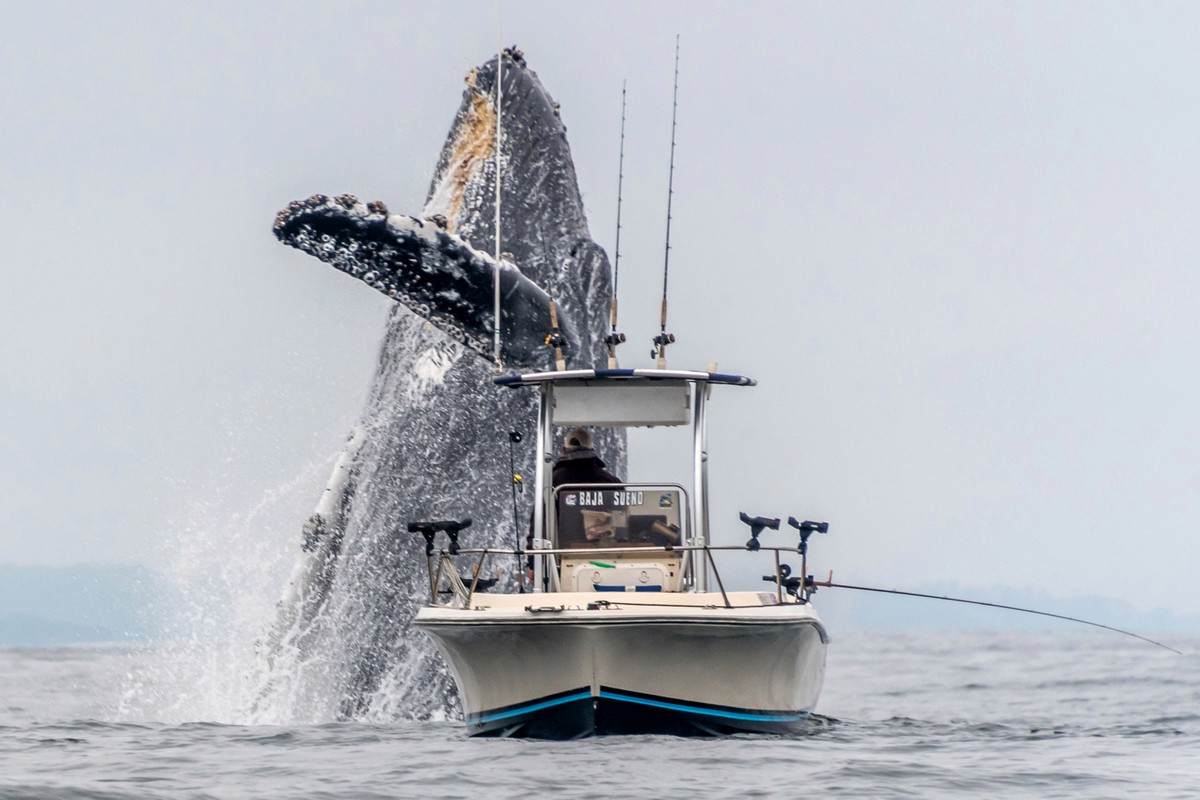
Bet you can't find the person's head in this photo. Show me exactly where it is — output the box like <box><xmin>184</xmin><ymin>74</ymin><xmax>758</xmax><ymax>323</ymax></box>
<box><xmin>563</xmin><ymin>427</ymin><xmax>593</xmax><ymax>452</ymax></box>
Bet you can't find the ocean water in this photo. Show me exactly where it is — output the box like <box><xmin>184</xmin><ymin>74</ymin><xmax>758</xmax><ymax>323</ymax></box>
<box><xmin>1</xmin><ymin>630</ymin><xmax>1196</xmax><ymax>799</ymax></box>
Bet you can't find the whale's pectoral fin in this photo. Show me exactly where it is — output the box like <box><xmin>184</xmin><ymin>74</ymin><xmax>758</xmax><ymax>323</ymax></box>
<box><xmin>274</xmin><ymin>194</ymin><xmax>577</xmax><ymax>368</ymax></box>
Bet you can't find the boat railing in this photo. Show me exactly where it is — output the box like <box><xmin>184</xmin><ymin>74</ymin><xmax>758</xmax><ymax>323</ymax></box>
<box><xmin>420</xmin><ymin>543</ymin><xmax>818</xmax><ymax>609</ymax></box>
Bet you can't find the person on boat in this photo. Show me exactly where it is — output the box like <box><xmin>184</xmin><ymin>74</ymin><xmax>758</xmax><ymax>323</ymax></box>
<box><xmin>527</xmin><ymin>428</ymin><xmax>622</xmax><ymax>575</ymax></box>
<box><xmin>550</xmin><ymin>428</ymin><xmax>621</xmax><ymax>545</ymax></box>
<box><xmin>552</xmin><ymin>428</ymin><xmax>620</xmax><ymax>487</ymax></box>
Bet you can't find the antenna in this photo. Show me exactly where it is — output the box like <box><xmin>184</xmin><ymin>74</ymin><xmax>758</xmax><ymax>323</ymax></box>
<box><xmin>491</xmin><ymin>46</ymin><xmax>504</xmax><ymax>371</ymax></box>
<box><xmin>653</xmin><ymin>35</ymin><xmax>680</xmax><ymax>370</ymax></box>
<box><xmin>606</xmin><ymin>81</ymin><xmax>628</xmax><ymax>369</ymax></box>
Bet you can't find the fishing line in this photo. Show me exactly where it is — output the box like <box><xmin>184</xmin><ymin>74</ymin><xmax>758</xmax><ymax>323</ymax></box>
<box><xmin>816</xmin><ymin>581</ymin><xmax>1183</xmax><ymax>655</ymax></box>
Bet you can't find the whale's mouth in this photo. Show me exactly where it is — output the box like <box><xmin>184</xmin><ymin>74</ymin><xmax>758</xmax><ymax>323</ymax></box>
<box><xmin>426</xmin><ymin>80</ymin><xmax>497</xmax><ymax>230</ymax></box>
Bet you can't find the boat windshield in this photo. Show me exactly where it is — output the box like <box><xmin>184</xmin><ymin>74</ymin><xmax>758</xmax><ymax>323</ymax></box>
<box><xmin>554</xmin><ymin>484</ymin><xmax>684</xmax><ymax>549</ymax></box>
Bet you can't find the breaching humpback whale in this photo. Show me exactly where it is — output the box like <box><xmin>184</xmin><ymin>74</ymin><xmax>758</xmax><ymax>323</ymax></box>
<box><xmin>257</xmin><ymin>49</ymin><xmax>626</xmax><ymax>722</ymax></box>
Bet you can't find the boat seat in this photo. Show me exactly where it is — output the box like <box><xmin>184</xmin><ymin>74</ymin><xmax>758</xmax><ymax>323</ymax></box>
<box><xmin>560</xmin><ymin>558</ymin><xmax>679</xmax><ymax>592</ymax></box>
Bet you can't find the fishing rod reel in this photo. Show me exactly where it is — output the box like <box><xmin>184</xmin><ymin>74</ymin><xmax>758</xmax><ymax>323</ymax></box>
<box><xmin>741</xmin><ymin>512</ymin><xmax>809</xmax><ymax>601</ymax></box>
<box><xmin>605</xmin><ymin>330</ymin><xmax>626</xmax><ymax>369</ymax></box>
<box><xmin>761</xmin><ymin>562</ymin><xmax>806</xmax><ymax>599</ymax></box>
<box><xmin>651</xmin><ymin>332</ymin><xmax>675</xmax><ymax>368</ymax></box>
<box><xmin>606</xmin><ymin>332</ymin><xmax>627</xmax><ymax>347</ymax></box>
<box><xmin>748</xmin><ymin>515</ymin><xmax>831</xmax><ymax>601</ymax></box>
<box><xmin>407</xmin><ymin>517</ymin><xmax>473</xmax><ymax>556</ymax></box>
<box><xmin>739</xmin><ymin>511</ymin><xmax>780</xmax><ymax>551</ymax></box>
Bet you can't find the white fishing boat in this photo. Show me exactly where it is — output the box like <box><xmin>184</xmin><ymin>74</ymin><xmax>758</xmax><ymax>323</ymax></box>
<box><xmin>413</xmin><ymin>367</ymin><xmax>829</xmax><ymax>738</ymax></box>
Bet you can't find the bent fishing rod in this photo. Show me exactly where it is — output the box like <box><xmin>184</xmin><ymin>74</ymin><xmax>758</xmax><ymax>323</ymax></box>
<box><xmin>745</xmin><ymin>515</ymin><xmax>1181</xmax><ymax>654</ymax></box>
<box><xmin>809</xmin><ymin>578</ymin><xmax>1183</xmax><ymax>655</ymax></box>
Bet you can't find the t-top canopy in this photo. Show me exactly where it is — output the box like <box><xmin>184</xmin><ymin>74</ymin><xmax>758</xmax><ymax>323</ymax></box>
<box><xmin>496</xmin><ymin>368</ymin><xmax>756</xmax><ymax>427</ymax></box>
<box><xmin>494</xmin><ymin>368</ymin><xmax>756</xmax><ymax>388</ymax></box>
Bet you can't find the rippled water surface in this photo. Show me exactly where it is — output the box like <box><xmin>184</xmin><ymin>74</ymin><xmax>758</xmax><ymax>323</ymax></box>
<box><xmin>2</xmin><ymin>631</ymin><xmax>1197</xmax><ymax>799</ymax></box>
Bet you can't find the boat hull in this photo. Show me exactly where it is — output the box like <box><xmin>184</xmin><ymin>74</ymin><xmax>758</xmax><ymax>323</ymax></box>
<box><xmin>415</xmin><ymin>592</ymin><xmax>828</xmax><ymax>738</ymax></box>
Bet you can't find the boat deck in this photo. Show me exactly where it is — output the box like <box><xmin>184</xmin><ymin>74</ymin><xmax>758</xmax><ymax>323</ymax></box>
<box><xmin>460</xmin><ymin>589</ymin><xmax>786</xmax><ymax>609</ymax></box>
<box><xmin>418</xmin><ymin>590</ymin><xmax>827</xmax><ymax>630</ymax></box>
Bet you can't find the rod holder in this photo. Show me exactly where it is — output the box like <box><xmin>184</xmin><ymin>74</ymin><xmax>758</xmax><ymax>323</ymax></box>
<box><xmin>787</xmin><ymin>517</ymin><xmax>828</xmax><ymax>553</ymax></box>
<box><xmin>739</xmin><ymin>511</ymin><xmax>780</xmax><ymax>551</ymax></box>
<box><xmin>407</xmin><ymin>518</ymin><xmax>474</xmax><ymax>557</ymax></box>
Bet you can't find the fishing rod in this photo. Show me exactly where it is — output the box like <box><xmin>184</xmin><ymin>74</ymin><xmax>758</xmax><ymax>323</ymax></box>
<box><xmin>506</xmin><ymin>430</ymin><xmax>525</xmax><ymax>592</ymax></box>
<box><xmin>653</xmin><ymin>35</ymin><xmax>680</xmax><ymax>370</ymax></box>
<box><xmin>606</xmin><ymin>80</ymin><xmax>628</xmax><ymax>369</ymax></box>
<box><xmin>545</xmin><ymin>300</ymin><xmax>566</xmax><ymax>371</ymax></box>
<box><xmin>491</xmin><ymin>43</ymin><xmax>505</xmax><ymax>372</ymax></box>
<box><xmin>810</xmin><ymin>579</ymin><xmax>1183</xmax><ymax>655</ymax></box>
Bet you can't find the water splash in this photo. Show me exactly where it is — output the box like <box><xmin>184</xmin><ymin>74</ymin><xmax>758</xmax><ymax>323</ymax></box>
<box><xmin>120</xmin><ymin>50</ymin><xmax>620</xmax><ymax>725</ymax></box>
<box><xmin>117</xmin><ymin>460</ymin><xmax>329</xmax><ymax>723</ymax></box>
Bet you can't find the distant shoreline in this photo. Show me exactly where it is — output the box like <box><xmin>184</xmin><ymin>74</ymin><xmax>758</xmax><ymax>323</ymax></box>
<box><xmin>1</xmin><ymin>563</ymin><xmax>1195</xmax><ymax>647</ymax></box>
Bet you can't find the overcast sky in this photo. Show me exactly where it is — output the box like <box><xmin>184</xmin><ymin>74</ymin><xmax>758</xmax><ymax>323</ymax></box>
<box><xmin>3</xmin><ymin>1</ymin><xmax>1197</xmax><ymax>617</ymax></box>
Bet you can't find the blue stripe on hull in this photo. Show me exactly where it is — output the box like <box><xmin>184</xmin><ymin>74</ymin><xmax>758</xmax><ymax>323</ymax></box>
<box><xmin>468</xmin><ymin>688</ymin><xmax>811</xmax><ymax>738</ymax></box>
<box><xmin>466</xmin><ymin>688</ymin><xmax>594</xmax><ymax>738</ymax></box>
<box><xmin>597</xmin><ymin>689</ymin><xmax>810</xmax><ymax>723</ymax></box>
<box><xmin>475</xmin><ymin>690</ymin><xmax>592</xmax><ymax>724</ymax></box>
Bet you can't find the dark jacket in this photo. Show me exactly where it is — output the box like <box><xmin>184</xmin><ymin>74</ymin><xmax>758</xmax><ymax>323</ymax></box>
<box><xmin>551</xmin><ymin>447</ymin><xmax>621</xmax><ymax>488</ymax></box>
